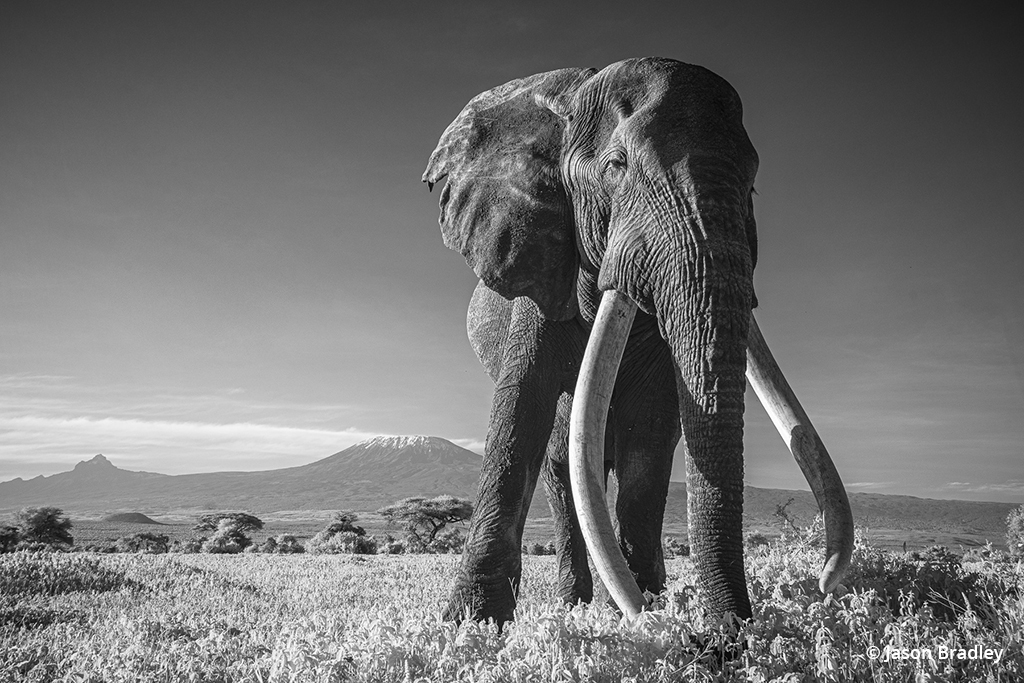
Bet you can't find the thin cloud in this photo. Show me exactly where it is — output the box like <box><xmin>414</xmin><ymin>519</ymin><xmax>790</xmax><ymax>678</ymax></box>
<box><xmin>944</xmin><ymin>481</ymin><xmax>1024</xmax><ymax>496</ymax></box>
<box><xmin>0</xmin><ymin>415</ymin><xmax>386</xmax><ymax>478</ymax></box>
<box><xmin>450</xmin><ymin>438</ymin><xmax>485</xmax><ymax>455</ymax></box>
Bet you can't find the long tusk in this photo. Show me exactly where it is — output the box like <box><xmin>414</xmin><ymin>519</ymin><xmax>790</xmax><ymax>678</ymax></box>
<box><xmin>569</xmin><ymin>289</ymin><xmax>646</xmax><ymax>618</ymax></box>
<box><xmin>745</xmin><ymin>312</ymin><xmax>855</xmax><ymax>593</ymax></box>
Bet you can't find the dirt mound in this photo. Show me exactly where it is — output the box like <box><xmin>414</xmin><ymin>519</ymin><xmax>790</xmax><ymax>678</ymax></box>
<box><xmin>102</xmin><ymin>512</ymin><xmax>164</xmax><ymax>525</ymax></box>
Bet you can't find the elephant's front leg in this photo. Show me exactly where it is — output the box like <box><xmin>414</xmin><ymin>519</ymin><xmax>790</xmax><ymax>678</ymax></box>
<box><xmin>609</xmin><ymin>331</ymin><xmax>681</xmax><ymax>595</ymax></box>
<box><xmin>541</xmin><ymin>392</ymin><xmax>595</xmax><ymax>605</ymax></box>
<box><xmin>444</xmin><ymin>300</ymin><xmax>582</xmax><ymax>625</ymax></box>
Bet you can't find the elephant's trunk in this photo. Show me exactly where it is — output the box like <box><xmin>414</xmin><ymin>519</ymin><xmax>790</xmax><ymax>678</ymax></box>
<box><xmin>659</xmin><ymin>245</ymin><xmax>754</xmax><ymax>620</ymax></box>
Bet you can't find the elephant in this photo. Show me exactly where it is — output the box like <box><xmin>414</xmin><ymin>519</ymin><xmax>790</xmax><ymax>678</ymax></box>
<box><xmin>423</xmin><ymin>57</ymin><xmax>854</xmax><ymax>625</ymax></box>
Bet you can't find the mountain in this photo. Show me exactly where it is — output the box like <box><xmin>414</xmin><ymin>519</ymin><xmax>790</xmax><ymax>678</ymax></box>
<box><xmin>0</xmin><ymin>436</ymin><xmax>486</xmax><ymax>515</ymax></box>
<box><xmin>0</xmin><ymin>454</ymin><xmax>170</xmax><ymax>504</ymax></box>
<box><xmin>1</xmin><ymin>438</ymin><xmax>1017</xmax><ymax>546</ymax></box>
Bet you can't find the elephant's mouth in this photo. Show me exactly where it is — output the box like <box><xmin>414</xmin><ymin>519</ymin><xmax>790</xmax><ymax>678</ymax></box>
<box><xmin>568</xmin><ymin>289</ymin><xmax>854</xmax><ymax>618</ymax></box>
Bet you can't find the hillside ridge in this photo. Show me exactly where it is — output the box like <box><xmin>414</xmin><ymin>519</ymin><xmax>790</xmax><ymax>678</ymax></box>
<box><xmin>1</xmin><ymin>437</ymin><xmax>1016</xmax><ymax>545</ymax></box>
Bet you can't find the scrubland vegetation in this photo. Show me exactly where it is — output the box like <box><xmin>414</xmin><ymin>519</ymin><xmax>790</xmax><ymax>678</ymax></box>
<box><xmin>2</xmin><ymin>519</ymin><xmax>1021</xmax><ymax>682</ymax></box>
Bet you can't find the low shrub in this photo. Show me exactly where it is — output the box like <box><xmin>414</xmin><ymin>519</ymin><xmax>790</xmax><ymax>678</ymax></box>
<box><xmin>663</xmin><ymin>536</ymin><xmax>690</xmax><ymax>557</ymax></box>
<box><xmin>847</xmin><ymin>544</ymin><xmax>1011</xmax><ymax>623</ymax></box>
<box><xmin>200</xmin><ymin>519</ymin><xmax>252</xmax><ymax>554</ymax></box>
<box><xmin>961</xmin><ymin>542</ymin><xmax>1010</xmax><ymax>564</ymax></box>
<box><xmin>1008</xmin><ymin>504</ymin><xmax>1024</xmax><ymax>558</ymax></box>
<box><xmin>745</xmin><ymin>532</ymin><xmax>770</xmax><ymax>548</ymax></box>
<box><xmin>375</xmin><ymin>534</ymin><xmax>405</xmax><ymax>554</ymax></box>
<box><xmin>256</xmin><ymin>534</ymin><xmax>305</xmax><ymax>554</ymax></box>
<box><xmin>172</xmin><ymin>537</ymin><xmax>206</xmax><ymax>553</ymax></box>
<box><xmin>524</xmin><ymin>541</ymin><xmax>555</xmax><ymax>556</ymax></box>
<box><xmin>115</xmin><ymin>532</ymin><xmax>170</xmax><ymax>554</ymax></box>
<box><xmin>0</xmin><ymin>553</ymin><xmax>136</xmax><ymax>596</ymax></box>
<box><xmin>306</xmin><ymin>530</ymin><xmax>378</xmax><ymax>555</ymax></box>
<box><xmin>428</xmin><ymin>528</ymin><xmax>465</xmax><ymax>554</ymax></box>
<box><xmin>0</xmin><ymin>525</ymin><xmax>20</xmax><ymax>553</ymax></box>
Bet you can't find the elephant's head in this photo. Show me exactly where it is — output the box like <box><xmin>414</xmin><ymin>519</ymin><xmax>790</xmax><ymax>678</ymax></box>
<box><xmin>425</xmin><ymin>58</ymin><xmax>852</xmax><ymax>620</ymax></box>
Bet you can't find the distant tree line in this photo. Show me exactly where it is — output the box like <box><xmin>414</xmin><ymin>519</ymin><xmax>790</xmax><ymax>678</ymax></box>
<box><xmin>0</xmin><ymin>496</ymin><xmax>476</xmax><ymax>556</ymax></box>
<box><xmin>9</xmin><ymin>502</ymin><xmax>1022</xmax><ymax>560</ymax></box>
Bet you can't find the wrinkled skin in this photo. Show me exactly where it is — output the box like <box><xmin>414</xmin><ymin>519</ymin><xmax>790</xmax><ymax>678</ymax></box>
<box><xmin>424</xmin><ymin>58</ymin><xmax>807</xmax><ymax>625</ymax></box>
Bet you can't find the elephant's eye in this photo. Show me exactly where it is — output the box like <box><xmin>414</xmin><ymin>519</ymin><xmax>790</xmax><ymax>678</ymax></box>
<box><xmin>603</xmin><ymin>150</ymin><xmax>627</xmax><ymax>174</ymax></box>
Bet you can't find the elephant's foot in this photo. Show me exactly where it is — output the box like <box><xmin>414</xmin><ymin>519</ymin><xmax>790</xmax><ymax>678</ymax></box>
<box><xmin>556</xmin><ymin>580</ymin><xmax>593</xmax><ymax>607</ymax></box>
<box><xmin>554</xmin><ymin>559</ymin><xmax>593</xmax><ymax>606</ymax></box>
<box><xmin>442</xmin><ymin>579</ymin><xmax>519</xmax><ymax>627</ymax></box>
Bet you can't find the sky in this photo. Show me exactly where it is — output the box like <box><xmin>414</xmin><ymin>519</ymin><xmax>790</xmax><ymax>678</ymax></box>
<box><xmin>1</xmin><ymin>2</ymin><xmax>1021</xmax><ymax>503</ymax></box>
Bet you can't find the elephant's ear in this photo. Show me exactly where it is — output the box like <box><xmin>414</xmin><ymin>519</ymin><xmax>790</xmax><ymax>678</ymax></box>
<box><xmin>423</xmin><ymin>68</ymin><xmax>596</xmax><ymax>321</ymax></box>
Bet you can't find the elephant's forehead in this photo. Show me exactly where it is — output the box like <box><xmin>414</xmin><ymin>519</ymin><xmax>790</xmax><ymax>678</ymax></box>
<box><xmin>590</xmin><ymin>60</ymin><xmax>755</xmax><ymax>172</ymax></box>
<box><xmin>594</xmin><ymin>58</ymin><xmax>740</xmax><ymax>111</ymax></box>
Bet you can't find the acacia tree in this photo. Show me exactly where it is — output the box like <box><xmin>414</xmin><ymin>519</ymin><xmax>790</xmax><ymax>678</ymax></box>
<box><xmin>194</xmin><ymin>512</ymin><xmax>264</xmax><ymax>535</ymax></box>
<box><xmin>16</xmin><ymin>507</ymin><xmax>73</xmax><ymax>547</ymax></box>
<box><xmin>305</xmin><ymin>511</ymin><xmax>377</xmax><ymax>555</ymax></box>
<box><xmin>377</xmin><ymin>495</ymin><xmax>473</xmax><ymax>548</ymax></box>
<box><xmin>193</xmin><ymin>512</ymin><xmax>264</xmax><ymax>553</ymax></box>
<box><xmin>320</xmin><ymin>511</ymin><xmax>365</xmax><ymax>537</ymax></box>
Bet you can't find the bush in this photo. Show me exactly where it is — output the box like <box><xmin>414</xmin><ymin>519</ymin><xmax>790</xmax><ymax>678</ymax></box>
<box><xmin>306</xmin><ymin>530</ymin><xmax>377</xmax><ymax>555</ymax></box>
<box><xmin>1007</xmin><ymin>504</ymin><xmax>1024</xmax><ymax>558</ymax></box>
<box><xmin>962</xmin><ymin>542</ymin><xmax>1009</xmax><ymax>564</ymax></box>
<box><xmin>13</xmin><ymin>541</ymin><xmax>70</xmax><ymax>553</ymax></box>
<box><xmin>842</xmin><ymin>544</ymin><xmax>1008</xmax><ymax>623</ymax></box>
<box><xmin>256</xmin><ymin>534</ymin><xmax>305</xmax><ymax>554</ymax></box>
<box><xmin>14</xmin><ymin>507</ymin><xmax>73</xmax><ymax>547</ymax></box>
<box><xmin>172</xmin><ymin>537</ymin><xmax>206</xmax><ymax>553</ymax></box>
<box><xmin>305</xmin><ymin>512</ymin><xmax>378</xmax><ymax>554</ymax></box>
<box><xmin>663</xmin><ymin>536</ymin><xmax>690</xmax><ymax>557</ymax></box>
<box><xmin>201</xmin><ymin>519</ymin><xmax>251</xmax><ymax>554</ymax></box>
<box><xmin>192</xmin><ymin>512</ymin><xmax>262</xmax><ymax>553</ymax></box>
<box><xmin>79</xmin><ymin>544</ymin><xmax>117</xmax><ymax>554</ymax></box>
<box><xmin>745</xmin><ymin>532</ymin><xmax>771</xmax><ymax>549</ymax></box>
<box><xmin>375</xmin><ymin>534</ymin><xmax>405</xmax><ymax>554</ymax></box>
<box><xmin>524</xmin><ymin>541</ymin><xmax>555</xmax><ymax>556</ymax></box>
<box><xmin>428</xmin><ymin>528</ymin><xmax>465</xmax><ymax>554</ymax></box>
<box><xmin>115</xmin><ymin>532</ymin><xmax>169</xmax><ymax>554</ymax></box>
<box><xmin>0</xmin><ymin>525</ymin><xmax>19</xmax><ymax>553</ymax></box>
<box><xmin>0</xmin><ymin>554</ymin><xmax>137</xmax><ymax>596</ymax></box>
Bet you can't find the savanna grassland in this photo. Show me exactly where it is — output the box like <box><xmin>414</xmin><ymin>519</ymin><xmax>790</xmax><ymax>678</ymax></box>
<box><xmin>2</xmin><ymin>536</ymin><xmax>1022</xmax><ymax>682</ymax></box>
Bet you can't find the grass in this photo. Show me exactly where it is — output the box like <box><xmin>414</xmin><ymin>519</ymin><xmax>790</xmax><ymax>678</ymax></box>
<box><xmin>1</xmin><ymin>539</ymin><xmax>1021</xmax><ymax>682</ymax></box>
